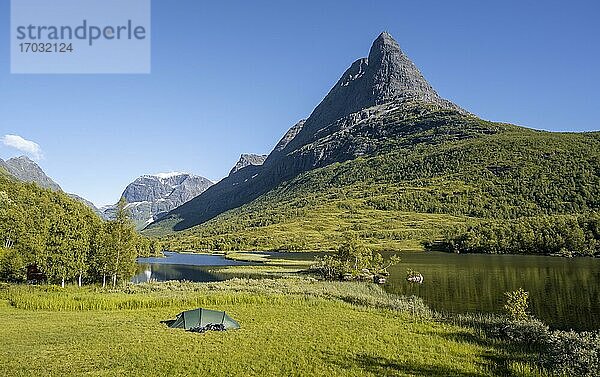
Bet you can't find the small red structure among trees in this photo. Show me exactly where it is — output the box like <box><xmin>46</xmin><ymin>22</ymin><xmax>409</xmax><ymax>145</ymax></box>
<box><xmin>26</xmin><ymin>264</ymin><xmax>46</xmax><ymax>284</ymax></box>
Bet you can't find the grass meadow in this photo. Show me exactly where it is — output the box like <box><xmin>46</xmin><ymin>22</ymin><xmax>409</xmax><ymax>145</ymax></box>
<box><xmin>0</xmin><ymin>280</ymin><xmax>548</xmax><ymax>377</ymax></box>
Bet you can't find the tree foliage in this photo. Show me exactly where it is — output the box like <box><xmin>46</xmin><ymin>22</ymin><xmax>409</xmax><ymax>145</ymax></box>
<box><xmin>312</xmin><ymin>235</ymin><xmax>400</xmax><ymax>280</ymax></box>
<box><xmin>0</xmin><ymin>174</ymin><xmax>157</xmax><ymax>285</ymax></box>
<box><xmin>504</xmin><ymin>288</ymin><xmax>529</xmax><ymax>321</ymax></box>
<box><xmin>442</xmin><ymin>213</ymin><xmax>600</xmax><ymax>256</ymax></box>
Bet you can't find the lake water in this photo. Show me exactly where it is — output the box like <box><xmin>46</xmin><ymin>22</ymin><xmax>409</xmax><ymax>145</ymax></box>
<box><xmin>135</xmin><ymin>251</ymin><xmax>600</xmax><ymax>331</ymax></box>
<box><xmin>383</xmin><ymin>252</ymin><xmax>600</xmax><ymax>331</ymax></box>
<box><xmin>133</xmin><ymin>252</ymin><xmax>253</xmax><ymax>283</ymax></box>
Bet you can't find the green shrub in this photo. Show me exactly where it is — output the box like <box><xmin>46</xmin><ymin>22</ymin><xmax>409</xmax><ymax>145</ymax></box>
<box><xmin>452</xmin><ymin>312</ymin><xmax>600</xmax><ymax>376</ymax></box>
<box><xmin>541</xmin><ymin>330</ymin><xmax>600</xmax><ymax>377</ymax></box>
<box><xmin>452</xmin><ymin>313</ymin><xmax>549</xmax><ymax>347</ymax></box>
<box><xmin>311</xmin><ymin>236</ymin><xmax>400</xmax><ymax>281</ymax></box>
<box><xmin>491</xmin><ymin>319</ymin><xmax>550</xmax><ymax>346</ymax></box>
<box><xmin>504</xmin><ymin>288</ymin><xmax>529</xmax><ymax>320</ymax></box>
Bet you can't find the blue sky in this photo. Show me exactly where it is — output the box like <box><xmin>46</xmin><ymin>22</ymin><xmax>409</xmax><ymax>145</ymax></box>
<box><xmin>0</xmin><ymin>0</ymin><xmax>599</xmax><ymax>206</ymax></box>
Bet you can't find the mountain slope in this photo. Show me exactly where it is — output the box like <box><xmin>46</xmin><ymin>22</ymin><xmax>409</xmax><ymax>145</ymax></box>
<box><xmin>146</xmin><ymin>32</ymin><xmax>600</xmax><ymax>251</ymax></box>
<box><xmin>3</xmin><ymin>156</ymin><xmax>62</xmax><ymax>191</ymax></box>
<box><xmin>104</xmin><ymin>173</ymin><xmax>213</xmax><ymax>229</ymax></box>
<box><xmin>0</xmin><ymin>160</ymin><xmax>9</xmax><ymax>175</ymax></box>
<box><xmin>67</xmin><ymin>193</ymin><xmax>101</xmax><ymax>214</ymax></box>
<box><xmin>154</xmin><ymin>128</ymin><xmax>600</xmax><ymax>251</ymax></box>
<box><xmin>148</xmin><ymin>32</ymin><xmax>470</xmax><ymax>232</ymax></box>
<box><xmin>0</xmin><ymin>156</ymin><xmax>103</xmax><ymax>217</ymax></box>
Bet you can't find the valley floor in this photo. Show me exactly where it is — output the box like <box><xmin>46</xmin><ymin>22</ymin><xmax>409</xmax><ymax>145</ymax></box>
<box><xmin>0</xmin><ymin>280</ymin><xmax>543</xmax><ymax>377</ymax></box>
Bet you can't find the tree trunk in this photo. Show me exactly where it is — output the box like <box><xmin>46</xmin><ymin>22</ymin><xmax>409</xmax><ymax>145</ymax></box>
<box><xmin>112</xmin><ymin>273</ymin><xmax>117</xmax><ymax>287</ymax></box>
<box><xmin>61</xmin><ymin>277</ymin><xmax>65</xmax><ymax>288</ymax></box>
<box><xmin>102</xmin><ymin>274</ymin><xmax>106</xmax><ymax>288</ymax></box>
<box><xmin>78</xmin><ymin>274</ymin><xmax>82</xmax><ymax>287</ymax></box>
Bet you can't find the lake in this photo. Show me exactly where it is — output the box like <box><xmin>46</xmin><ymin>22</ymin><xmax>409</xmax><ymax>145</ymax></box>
<box><xmin>135</xmin><ymin>251</ymin><xmax>600</xmax><ymax>331</ymax></box>
<box><xmin>383</xmin><ymin>252</ymin><xmax>600</xmax><ymax>331</ymax></box>
<box><xmin>133</xmin><ymin>252</ymin><xmax>253</xmax><ymax>283</ymax></box>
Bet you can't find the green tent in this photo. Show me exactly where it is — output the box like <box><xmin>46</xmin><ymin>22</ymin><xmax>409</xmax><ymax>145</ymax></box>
<box><xmin>165</xmin><ymin>308</ymin><xmax>240</xmax><ymax>330</ymax></box>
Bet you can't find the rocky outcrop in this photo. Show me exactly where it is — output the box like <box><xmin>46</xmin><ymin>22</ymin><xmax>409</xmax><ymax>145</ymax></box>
<box><xmin>0</xmin><ymin>159</ymin><xmax>9</xmax><ymax>173</ymax></box>
<box><xmin>229</xmin><ymin>154</ymin><xmax>268</xmax><ymax>176</ymax></box>
<box><xmin>105</xmin><ymin>173</ymin><xmax>213</xmax><ymax>229</ymax></box>
<box><xmin>4</xmin><ymin>156</ymin><xmax>62</xmax><ymax>191</ymax></box>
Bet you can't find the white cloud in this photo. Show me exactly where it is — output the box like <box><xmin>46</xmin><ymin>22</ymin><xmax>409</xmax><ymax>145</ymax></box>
<box><xmin>1</xmin><ymin>134</ymin><xmax>43</xmax><ymax>160</ymax></box>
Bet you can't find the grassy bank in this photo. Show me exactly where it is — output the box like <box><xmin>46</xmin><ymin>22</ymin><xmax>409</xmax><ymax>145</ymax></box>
<box><xmin>0</xmin><ymin>280</ymin><xmax>547</xmax><ymax>377</ymax></box>
<box><xmin>223</xmin><ymin>251</ymin><xmax>313</xmax><ymax>266</ymax></box>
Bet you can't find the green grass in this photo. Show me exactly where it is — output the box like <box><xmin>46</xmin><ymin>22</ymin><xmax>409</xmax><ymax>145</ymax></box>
<box><xmin>0</xmin><ymin>280</ymin><xmax>548</xmax><ymax>376</ymax></box>
<box><xmin>214</xmin><ymin>265</ymin><xmax>307</xmax><ymax>278</ymax></box>
<box><xmin>157</xmin><ymin>207</ymin><xmax>464</xmax><ymax>252</ymax></box>
<box><xmin>224</xmin><ymin>251</ymin><xmax>314</xmax><ymax>266</ymax></box>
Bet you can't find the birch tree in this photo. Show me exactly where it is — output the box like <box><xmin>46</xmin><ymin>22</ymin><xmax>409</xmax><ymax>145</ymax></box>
<box><xmin>107</xmin><ymin>198</ymin><xmax>137</xmax><ymax>286</ymax></box>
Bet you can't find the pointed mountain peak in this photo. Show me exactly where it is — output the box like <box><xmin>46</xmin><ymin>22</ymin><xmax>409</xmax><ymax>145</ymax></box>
<box><xmin>8</xmin><ymin>155</ymin><xmax>35</xmax><ymax>163</ymax></box>
<box><xmin>278</xmin><ymin>32</ymin><xmax>460</xmax><ymax>154</ymax></box>
<box><xmin>4</xmin><ymin>155</ymin><xmax>62</xmax><ymax>191</ymax></box>
<box><xmin>229</xmin><ymin>153</ymin><xmax>268</xmax><ymax>176</ymax></box>
<box><xmin>372</xmin><ymin>31</ymin><xmax>397</xmax><ymax>46</ymax></box>
<box><xmin>367</xmin><ymin>31</ymin><xmax>441</xmax><ymax>104</ymax></box>
<box><xmin>368</xmin><ymin>31</ymin><xmax>403</xmax><ymax>64</ymax></box>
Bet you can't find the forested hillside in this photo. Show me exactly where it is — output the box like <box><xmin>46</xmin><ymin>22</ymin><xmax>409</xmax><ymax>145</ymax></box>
<box><xmin>154</xmin><ymin>125</ymin><xmax>600</xmax><ymax>252</ymax></box>
<box><xmin>441</xmin><ymin>213</ymin><xmax>600</xmax><ymax>257</ymax></box>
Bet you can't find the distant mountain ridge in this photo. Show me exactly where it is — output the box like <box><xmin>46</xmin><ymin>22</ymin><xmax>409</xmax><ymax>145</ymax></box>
<box><xmin>103</xmin><ymin>172</ymin><xmax>213</xmax><ymax>229</ymax></box>
<box><xmin>0</xmin><ymin>155</ymin><xmax>103</xmax><ymax>217</ymax></box>
<box><xmin>2</xmin><ymin>156</ymin><xmax>62</xmax><ymax>191</ymax></box>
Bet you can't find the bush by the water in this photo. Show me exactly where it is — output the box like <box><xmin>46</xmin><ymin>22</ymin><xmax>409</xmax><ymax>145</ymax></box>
<box><xmin>311</xmin><ymin>236</ymin><xmax>400</xmax><ymax>281</ymax></box>
<box><xmin>453</xmin><ymin>312</ymin><xmax>600</xmax><ymax>377</ymax></box>
<box><xmin>541</xmin><ymin>330</ymin><xmax>600</xmax><ymax>377</ymax></box>
<box><xmin>452</xmin><ymin>313</ymin><xmax>550</xmax><ymax>347</ymax></box>
<box><xmin>504</xmin><ymin>288</ymin><xmax>529</xmax><ymax>321</ymax></box>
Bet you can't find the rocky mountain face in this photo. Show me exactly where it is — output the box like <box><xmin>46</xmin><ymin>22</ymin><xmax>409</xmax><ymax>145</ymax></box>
<box><xmin>3</xmin><ymin>156</ymin><xmax>62</xmax><ymax>191</ymax></box>
<box><xmin>148</xmin><ymin>32</ymin><xmax>473</xmax><ymax>232</ymax></box>
<box><xmin>229</xmin><ymin>154</ymin><xmax>268</xmax><ymax>176</ymax></box>
<box><xmin>275</xmin><ymin>32</ymin><xmax>462</xmax><ymax>155</ymax></box>
<box><xmin>0</xmin><ymin>159</ymin><xmax>9</xmax><ymax>173</ymax></box>
<box><xmin>105</xmin><ymin>173</ymin><xmax>213</xmax><ymax>229</ymax></box>
<box><xmin>0</xmin><ymin>156</ymin><xmax>103</xmax><ymax>216</ymax></box>
<box><xmin>67</xmin><ymin>193</ymin><xmax>100</xmax><ymax>212</ymax></box>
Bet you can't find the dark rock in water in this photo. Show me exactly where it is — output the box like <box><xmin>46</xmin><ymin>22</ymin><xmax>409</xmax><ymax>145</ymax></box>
<box><xmin>407</xmin><ymin>274</ymin><xmax>424</xmax><ymax>284</ymax></box>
